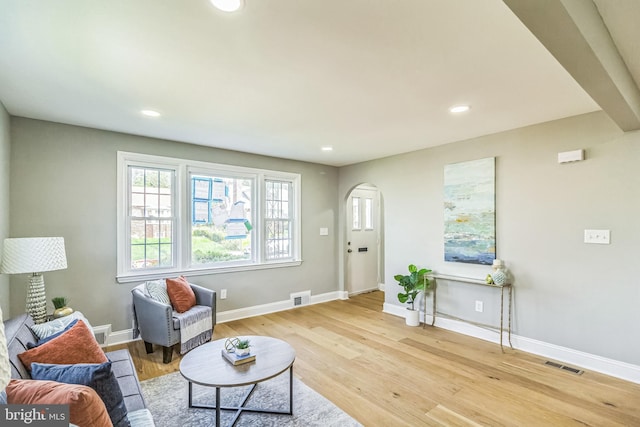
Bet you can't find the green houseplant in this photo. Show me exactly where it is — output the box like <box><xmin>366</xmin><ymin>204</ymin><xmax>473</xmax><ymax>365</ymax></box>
<box><xmin>51</xmin><ymin>296</ymin><xmax>74</xmax><ymax>318</ymax></box>
<box><xmin>235</xmin><ymin>338</ymin><xmax>251</xmax><ymax>356</ymax></box>
<box><xmin>395</xmin><ymin>264</ymin><xmax>432</xmax><ymax>326</ymax></box>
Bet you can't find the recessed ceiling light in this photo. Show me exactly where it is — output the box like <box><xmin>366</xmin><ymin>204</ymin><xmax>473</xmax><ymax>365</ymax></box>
<box><xmin>321</xmin><ymin>146</ymin><xmax>333</xmax><ymax>152</ymax></box>
<box><xmin>141</xmin><ymin>110</ymin><xmax>161</xmax><ymax>117</ymax></box>
<box><xmin>210</xmin><ymin>0</ymin><xmax>243</xmax><ymax>12</ymax></box>
<box><xmin>449</xmin><ymin>105</ymin><xmax>471</xmax><ymax>113</ymax></box>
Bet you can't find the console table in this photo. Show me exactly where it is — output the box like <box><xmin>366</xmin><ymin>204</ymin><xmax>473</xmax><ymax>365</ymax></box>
<box><xmin>423</xmin><ymin>274</ymin><xmax>513</xmax><ymax>351</ymax></box>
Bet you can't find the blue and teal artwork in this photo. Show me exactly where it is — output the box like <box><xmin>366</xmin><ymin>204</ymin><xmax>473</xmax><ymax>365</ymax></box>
<box><xmin>444</xmin><ymin>157</ymin><xmax>496</xmax><ymax>265</ymax></box>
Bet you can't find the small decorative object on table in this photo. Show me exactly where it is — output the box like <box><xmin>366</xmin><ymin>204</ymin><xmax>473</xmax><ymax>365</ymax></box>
<box><xmin>222</xmin><ymin>337</ymin><xmax>256</xmax><ymax>365</ymax></box>
<box><xmin>51</xmin><ymin>296</ymin><xmax>74</xmax><ymax>318</ymax></box>
<box><xmin>235</xmin><ymin>338</ymin><xmax>251</xmax><ymax>356</ymax></box>
<box><xmin>490</xmin><ymin>259</ymin><xmax>508</xmax><ymax>285</ymax></box>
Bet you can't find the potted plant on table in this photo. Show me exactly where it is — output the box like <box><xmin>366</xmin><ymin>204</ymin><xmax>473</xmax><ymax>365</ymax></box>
<box><xmin>51</xmin><ymin>296</ymin><xmax>74</xmax><ymax>318</ymax></box>
<box><xmin>235</xmin><ymin>339</ymin><xmax>251</xmax><ymax>356</ymax></box>
<box><xmin>395</xmin><ymin>264</ymin><xmax>431</xmax><ymax>326</ymax></box>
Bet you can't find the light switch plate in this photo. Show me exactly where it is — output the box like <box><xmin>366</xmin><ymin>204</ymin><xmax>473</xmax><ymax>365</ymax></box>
<box><xmin>319</xmin><ymin>227</ymin><xmax>329</xmax><ymax>236</ymax></box>
<box><xmin>584</xmin><ymin>229</ymin><xmax>610</xmax><ymax>244</ymax></box>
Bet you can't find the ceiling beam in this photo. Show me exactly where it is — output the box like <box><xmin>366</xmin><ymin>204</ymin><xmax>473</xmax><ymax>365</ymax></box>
<box><xmin>503</xmin><ymin>0</ymin><xmax>640</xmax><ymax>131</ymax></box>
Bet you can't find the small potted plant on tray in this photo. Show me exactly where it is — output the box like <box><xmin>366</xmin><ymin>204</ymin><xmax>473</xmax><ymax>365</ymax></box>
<box><xmin>395</xmin><ymin>264</ymin><xmax>431</xmax><ymax>326</ymax></box>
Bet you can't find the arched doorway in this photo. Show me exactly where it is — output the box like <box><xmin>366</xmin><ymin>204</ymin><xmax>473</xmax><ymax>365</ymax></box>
<box><xmin>345</xmin><ymin>184</ymin><xmax>384</xmax><ymax>295</ymax></box>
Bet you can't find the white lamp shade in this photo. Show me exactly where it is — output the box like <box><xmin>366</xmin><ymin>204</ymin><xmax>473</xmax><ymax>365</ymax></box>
<box><xmin>1</xmin><ymin>237</ymin><xmax>67</xmax><ymax>274</ymax></box>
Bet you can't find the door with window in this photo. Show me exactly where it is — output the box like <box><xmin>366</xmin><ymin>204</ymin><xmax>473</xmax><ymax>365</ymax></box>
<box><xmin>346</xmin><ymin>186</ymin><xmax>380</xmax><ymax>295</ymax></box>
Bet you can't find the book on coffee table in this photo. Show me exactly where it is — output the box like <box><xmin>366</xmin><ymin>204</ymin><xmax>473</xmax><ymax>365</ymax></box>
<box><xmin>221</xmin><ymin>349</ymin><xmax>256</xmax><ymax>366</ymax></box>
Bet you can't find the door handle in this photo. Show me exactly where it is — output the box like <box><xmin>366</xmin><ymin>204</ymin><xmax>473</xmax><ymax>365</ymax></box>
<box><xmin>347</xmin><ymin>249</ymin><xmax>353</xmax><ymax>253</ymax></box>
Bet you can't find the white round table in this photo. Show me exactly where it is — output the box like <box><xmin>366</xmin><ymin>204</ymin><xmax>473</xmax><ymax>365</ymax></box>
<box><xmin>179</xmin><ymin>336</ymin><xmax>296</xmax><ymax>426</ymax></box>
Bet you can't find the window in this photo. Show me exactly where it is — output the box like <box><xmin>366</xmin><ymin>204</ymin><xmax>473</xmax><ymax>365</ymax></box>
<box><xmin>117</xmin><ymin>152</ymin><xmax>301</xmax><ymax>282</ymax></box>
<box><xmin>129</xmin><ymin>166</ymin><xmax>176</xmax><ymax>270</ymax></box>
<box><xmin>352</xmin><ymin>197</ymin><xmax>361</xmax><ymax>230</ymax></box>
<box><xmin>364</xmin><ymin>198</ymin><xmax>373</xmax><ymax>230</ymax></box>
<box><xmin>189</xmin><ymin>173</ymin><xmax>253</xmax><ymax>267</ymax></box>
<box><xmin>265</xmin><ymin>180</ymin><xmax>293</xmax><ymax>260</ymax></box>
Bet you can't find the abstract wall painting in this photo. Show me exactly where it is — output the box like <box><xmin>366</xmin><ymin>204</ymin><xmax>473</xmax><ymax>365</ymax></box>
<box><xmin>444</xmin><ymin>157</ymin><xmax>496</xmax><ymax>265</ymax></box>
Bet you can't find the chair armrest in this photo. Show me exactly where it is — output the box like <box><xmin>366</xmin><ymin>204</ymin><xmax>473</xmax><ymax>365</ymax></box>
<box><xmin>189</xmin><ymin>284</ymin><xmax>216</xmax><ymax>326</ymax></box>
<box><xmin>132</xmin><ymin>289</ymin><xmax>175</xmax><ymax>346</ymax></box>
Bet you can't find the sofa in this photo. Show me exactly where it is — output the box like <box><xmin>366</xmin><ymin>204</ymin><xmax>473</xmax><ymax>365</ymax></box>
<box><xmin>2</xmin><ymin>313</ymin><xmax>154</xmax><ymax>426</ymax></box>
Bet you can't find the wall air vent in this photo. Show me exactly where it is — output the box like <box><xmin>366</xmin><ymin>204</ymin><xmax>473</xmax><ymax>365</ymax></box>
<box><xmin>545</xmin><ymin>360</ymin><xmax>584</xmax><ymax>375</ymax></box>
<box><xmin>290</xmin><ymin>290</ymin><xmax>311</xmax><ymax>307</ymax></box>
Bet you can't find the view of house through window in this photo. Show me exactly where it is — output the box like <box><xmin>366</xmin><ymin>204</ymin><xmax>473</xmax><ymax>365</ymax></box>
<box><xmin>190</xmin><ymin>174</ymin><xmax>253</xmax><ymax>266</ymax></box>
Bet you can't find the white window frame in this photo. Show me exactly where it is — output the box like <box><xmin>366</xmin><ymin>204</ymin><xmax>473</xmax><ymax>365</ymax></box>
<box><xmin>352</xmin><ymin>197</ymin><xmax>361</xmax><ymax>230</ymax></box>
<box><xmin>187</xmin><ymin>167</ymin><xmax>257</xmax><ymax>269</ymax></box>
<box><xmin>117</xmin><ymin>152</ymin><xmax>301</xmax><ymax>283</ymax></box>
<box><xmin>364</xmin><ymin>198</ymin><xmax>374</xmax><ymax>230</ymax></box>
<box><xmin>264</xmin><ymin>178</ymin><xmax>295</xmax><ymax>261</ymax></box>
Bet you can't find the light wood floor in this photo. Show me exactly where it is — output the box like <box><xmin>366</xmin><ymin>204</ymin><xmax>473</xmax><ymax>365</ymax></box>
<box><xmin>108</xmin><ymin>291</ymin><xmax>640</xmax><ymax>426</ymax></box>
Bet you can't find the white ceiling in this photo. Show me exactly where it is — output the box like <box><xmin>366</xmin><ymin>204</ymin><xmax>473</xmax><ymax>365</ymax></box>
<box><xmin>0</xmin><ymin>0</ymin><xmax>637</xmax><ymax>167</ymax></box>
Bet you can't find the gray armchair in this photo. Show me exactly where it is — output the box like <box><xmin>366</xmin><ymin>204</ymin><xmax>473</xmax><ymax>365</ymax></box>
<box><xmin>132</xmin><ymin>282</ymin><xmax>216</xmax><ymax>363</ymax></box>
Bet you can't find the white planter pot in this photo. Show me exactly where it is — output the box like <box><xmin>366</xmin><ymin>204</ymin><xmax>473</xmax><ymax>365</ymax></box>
<box><xmin>405</xmin><ymin>308</ymin><xmax>420</xmax><ymax>327</ymax></box>
<box><xmin>236</xmin><ymin>347</ymin><xmax>250</xmax><ymax>357</ymax></box>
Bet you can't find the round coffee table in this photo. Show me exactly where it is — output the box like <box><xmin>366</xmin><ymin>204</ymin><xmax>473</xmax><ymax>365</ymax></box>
<box><xmin>179</xmin><ymin>336</ymin><xmax>296</xmax><ymax>426</ymax></box>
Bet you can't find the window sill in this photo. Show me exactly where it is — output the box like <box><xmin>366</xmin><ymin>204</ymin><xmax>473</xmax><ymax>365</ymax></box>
<box><xmin>116</xmin><ymin>259</ymin><xmax>303</xmax><ymax>284</ymax></box>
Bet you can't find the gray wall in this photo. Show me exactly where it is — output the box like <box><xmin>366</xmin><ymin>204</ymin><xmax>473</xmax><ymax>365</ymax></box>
<box><xmin>9</xmin><ymin>118</ymin><xmax>339</xmax><ymax>331</ymax></box>
<box><xmin>0</xmin><ymin>102</ymin><xmax>9</xmax><ymax>319</ymax></box>
<box><xmin>339</xmin><ymin>111</ymin><xmax>640</xmax><ymax>365</ymax></box>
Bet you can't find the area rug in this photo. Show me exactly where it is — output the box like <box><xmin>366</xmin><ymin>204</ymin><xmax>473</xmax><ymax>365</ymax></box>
<box><xmin>141</xmin><ymin>371</ymin><xmax>362</xmax><ymax>427</ymax></box>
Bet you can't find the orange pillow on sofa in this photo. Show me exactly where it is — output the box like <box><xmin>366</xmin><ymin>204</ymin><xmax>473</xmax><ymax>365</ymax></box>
<box><xmin>166</xmin><ymin>275</ymin><xmax>196</xmax><ymax>313</ymax></box>
<box><xmin>18</xmin><ymin>319</ymin><xmax>107</xmax><ymax>371</ymax></box>
<box><xmin>6</xmin><ymin>379</ymin><xmax>112</xmax><ymax>426</ymax></box>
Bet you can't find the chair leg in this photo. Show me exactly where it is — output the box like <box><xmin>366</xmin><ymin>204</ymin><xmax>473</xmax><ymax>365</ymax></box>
<box><xmin>162</xmin><ymin>346</ymin><xmax>173</xmax><ymax>364</ymax></box>
<box><xmin>144</xmin><ymin>341</ymin><xmax>154</xmax><ymax>354</ymax></box>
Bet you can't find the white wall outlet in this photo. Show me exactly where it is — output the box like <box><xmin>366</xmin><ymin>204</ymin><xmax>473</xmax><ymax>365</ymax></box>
<box><xmin>319</xmin><ymin>227</ymin><xmax>329</xmax><ymax>236</ymax></box>
<box><xmin>584</xmin><ymin>229</ymin><xmax>610</xmax><ymax>244</ymax></box>
<box><xmin>475</xmin><ymin>301</ymin><xmax>484</xmax><ymax>312</ymax></box>
<box><xmin>220</xmin><ymin>289</ymin><xmax>227</xmax><ymax>299</ymax></box>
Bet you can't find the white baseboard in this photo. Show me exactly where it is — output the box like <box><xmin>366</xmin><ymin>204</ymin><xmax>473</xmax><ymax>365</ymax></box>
<box><xmin>217</xmin><ymin>291</ymin><xmax>345</xmax><ymax>323</ymax></box>
<box><xmin>383</xmin><ymin>303</ymin><xmax>640</xmax><ymax>384</ymax></box>
<box><xmin>107</xmin><ymin>291</ymin><xmax>347</xmax><ymax>346</ymax></box>
<box><xmin>105</xmin><ymin>327</ymin><xmax>135</xmax><ymax>346</ymax></box>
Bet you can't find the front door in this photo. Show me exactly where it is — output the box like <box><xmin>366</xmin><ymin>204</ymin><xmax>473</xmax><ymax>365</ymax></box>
<box><xmin>346</xmin><ymin>186</ymin><xmax>380</xmax><ymax>295</ymax></box>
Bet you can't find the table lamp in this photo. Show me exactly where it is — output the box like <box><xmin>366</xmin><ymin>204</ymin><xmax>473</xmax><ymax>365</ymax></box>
<box><xmin>0</xmin><ymin>237</ymin><xmax>68</xmax><ymax>324</ymax></box>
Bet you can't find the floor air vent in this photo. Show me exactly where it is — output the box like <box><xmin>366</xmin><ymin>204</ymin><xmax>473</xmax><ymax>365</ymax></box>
<box><xmin>291</xmin><ymin>291</ymin><xmax>311</xmax><ymax>307</ymax></box>
<box><xmin>545</xmin><ymin>361</ymin><xmax>584</xmax><ymax>375</ymax></box>
<box><xmin>92</xmin><ymin>324</ymin><xmax>112</xmax><ymax>347</ymax></box>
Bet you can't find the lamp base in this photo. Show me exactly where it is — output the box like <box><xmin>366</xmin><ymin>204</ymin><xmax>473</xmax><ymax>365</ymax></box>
<box><xmin>27</xmin><ymin>273</ymin><xmax>48</xmax><ymax>324</ymax></box>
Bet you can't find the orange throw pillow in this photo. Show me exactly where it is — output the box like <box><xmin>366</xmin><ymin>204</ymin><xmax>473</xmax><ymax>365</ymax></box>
<box><xmin>18</xmin><ymin>319</ymin><xmax>108</xmax><ymax>371</ymax></box>
<box><xmin>166</xmin><ymin>276</ymin><xmax>196</xmax><ymax>313</ymax></box>
<box><xmin>6</xmin><ymin>379</ymin><xmax>113</xmax><ymax>427</ymax></box>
